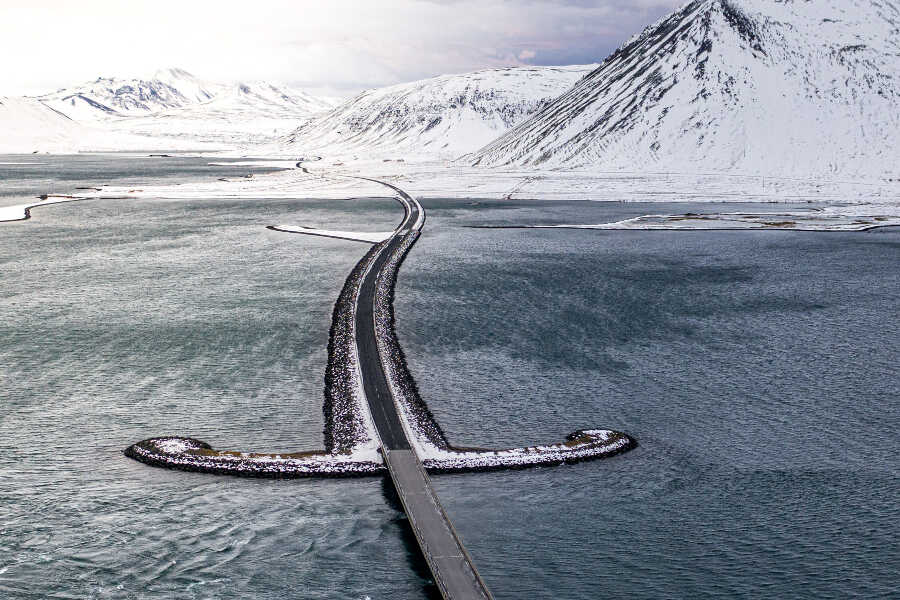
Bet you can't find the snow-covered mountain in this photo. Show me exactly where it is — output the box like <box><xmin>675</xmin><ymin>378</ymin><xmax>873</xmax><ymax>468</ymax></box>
<box><xmin>0</xmin><ymin>96</ymin><xmax>87</xmax><ymax>153</ymax></box>
<box><xmin>0</xmin><ymin>96</ymin><xmax>211</xmax><ymax>153</ymax></box>
<box><xmin>469</xmin><ymin>0</ymin><xmax>900</xmax><ymax>180</ymax></box>
<box><xmin>281</xmin><ymin>65</ymin><xmax>595</xmax><ymax>159</ymax></box>
<box><xmin>39</xmin><ymin>68</ymin><xmax>221</xmax><ymax>121</ymax></box>
<box><xmin>105</xmin><ymin>81</ymin><xmax>340</xmax><ymax>146</ymax></box>
<box><xmin>33</xmin><ymin>69</ymin><xmax>339</xmax><ymax>147</ymax></box>
<box><xmin>220</xmin><ymin>81</ymin><xmax>337</xmax><ymax>115</ymax></box>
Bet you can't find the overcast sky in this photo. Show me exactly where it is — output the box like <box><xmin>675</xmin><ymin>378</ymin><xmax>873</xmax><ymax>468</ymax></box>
<box><xmin>1</xmin><ymin>0</ymin><xmax>683</xmax><ymax>97</ymax></box>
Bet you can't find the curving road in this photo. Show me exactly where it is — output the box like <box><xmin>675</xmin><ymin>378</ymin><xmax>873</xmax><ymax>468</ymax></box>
<box><xmin>348</xmin><ymin>176</ymin><xmax>493</xmax><ymax>600</ymax></box>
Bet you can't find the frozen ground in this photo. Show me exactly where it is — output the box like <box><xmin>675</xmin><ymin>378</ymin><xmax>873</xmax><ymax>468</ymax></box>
<box><xmin>481</xmin><ymin>208</ymin><xmax>900</xmax><ymax>232</ymax></box>
<box><xmin>56</xmin><ymin>156</ymin><xmax>900</xmax><ymax>232</ymax></box>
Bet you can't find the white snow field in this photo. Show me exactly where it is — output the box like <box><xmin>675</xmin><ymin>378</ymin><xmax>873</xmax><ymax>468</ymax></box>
<box><xmin>0</xmin><ymin>97</ymin><xmax>88</xmax><ymax>154</ymax></box>
<box><xmin>468</xmin><ymin>0</ymin><xmax>900</xmax><ymax>181</ymax></box>
<box><xmin>50</xmin><ymin>157</ymin><xmax>897</xmax><ymax>231</ymax></box>
<box><xmin>500</xmin><ymin>209</ymin><xmax>900</xmax><ymax>232</ymax></box>
<box><xmin>0</xmin><ymin>96</ymin><xmax>203</xmax><ymax>154</ymax></box>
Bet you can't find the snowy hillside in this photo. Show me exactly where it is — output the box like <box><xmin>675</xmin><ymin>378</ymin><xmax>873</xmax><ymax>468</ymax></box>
<box><xmin>469</xmin><ymin>0</ymin><xmax>900</xmax><ymax>180</ymax></box>
<box><xmin>0</xmin><ymin>96</ymin><xmax>210</xmax><ymax>153</ymax></box>
<box><xmin>105</xmin><ymin>81</ymin><xmax>339</xmax><ymax>146</ymax></box>
<box><xmin>280</xmin><ymin>65</ymin><xmax>595</xmax><ymax>159</ymax></box>
<box><xmin>39</xmin><ymin>68</ymin><xmax>220</xmax><ymax>121</ymax></box>
<box><xmin>0</xmin><ymin>96</ymin><xmax>88</xmax><ymax>153</ymax></box>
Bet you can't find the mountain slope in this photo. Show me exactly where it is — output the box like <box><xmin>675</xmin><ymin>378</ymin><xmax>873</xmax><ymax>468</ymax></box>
<box><xmin>39</xmin><ymin>68</ymin><xmax>220</xmax><ymax>121</ymax></box>
<box><xmin>34</xmin><ymin>70</ymin><xmax>338</xmax><ymax>147</ymax></box>
<box><xmin>281</xmin><ymin>65</ymin><xmax>595</xmax><ymax>159</ymax></box>
<box><xmin>105</xmin><ymin>81</ymin><xmax>339</xmax><ymax>145</ymax></box>
<box><xmin>0</xmin><ymin>96</ymin><xmax>87</xmax><ymax>152</ymax></box>
<box><xmin>469</xmin><ymin>0</ymin><xmax>900</xmax><ymax>179</ymax></box>
<box><xmin>0</xmin><ymin>96</ymin><xmax>210</xmax><ymax>153</ymax></box>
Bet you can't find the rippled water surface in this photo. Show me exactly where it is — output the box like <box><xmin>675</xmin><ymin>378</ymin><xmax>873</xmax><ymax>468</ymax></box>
<box><xmin>2</xmin><ymin>157</ymin><xmax>898</xmax><ymax>599</ymax></box>
<box><xmin>0</xmin><ymin>153</ymin><xmax>283</xmax><ymax>202</ymax></box>
<box><xmin>399</xmin><ymin>199</ymin><xmax>900</xmax><ymax>600</ymax></box>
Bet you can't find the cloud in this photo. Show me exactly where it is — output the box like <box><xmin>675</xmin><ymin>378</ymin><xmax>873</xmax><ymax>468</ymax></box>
<box><xmin>0</xmin><ymin>0</ymin><xmax>684</xmax><ymax>96</ymax></box>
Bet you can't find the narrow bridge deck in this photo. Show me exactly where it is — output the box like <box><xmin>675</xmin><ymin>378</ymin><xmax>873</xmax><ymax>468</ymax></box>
<box><xmin>352</xmin><ymin>180</ymin><xmax>493</xmax><ymax>600</ymax></box>
<box><xmin>386</xmin><ymin>450</ymin><xmax>492</xmax><ymax>600</ymax></box>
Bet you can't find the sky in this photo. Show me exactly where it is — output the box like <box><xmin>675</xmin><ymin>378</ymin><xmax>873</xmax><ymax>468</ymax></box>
<box><xmin>1</xmin><ymin>0</ymin><xmax>684</xmax><ymax>97</ymax></box>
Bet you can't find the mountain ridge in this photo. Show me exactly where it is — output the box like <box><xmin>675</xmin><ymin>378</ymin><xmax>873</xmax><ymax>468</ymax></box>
<box><xmin>468</xmin><ymin>0</ymin><xmax>900</xmax><ymax>179</ymax></box>
<box><xmin>38</xmin><ymin>68</ymin><xmax>220</xmax><ymax>120</ymax></box>
<box><xmin>280</xmin><ymin>65</ymin><xmax>596</xmax><ymax>159</ymax></box>
<box><xmin>32</xmin><ymin>68</ymin><xmax>340</xmax><ymax>147</ymax></box>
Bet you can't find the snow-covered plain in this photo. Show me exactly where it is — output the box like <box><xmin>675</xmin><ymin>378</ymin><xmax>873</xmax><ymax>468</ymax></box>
<box><xmin>0</xmin><ymin>96</ymin><xmax>203</xmax><ymax>154</ymax></box>
<box><xmin>509</xmin><ymin>209</ymin><xmax>900</xmax><ymax>232</ymax></box>
<box><xmin>49</xmin><ymin>157</ymin><xmax>898</xmax><ymax>231</ymax></box>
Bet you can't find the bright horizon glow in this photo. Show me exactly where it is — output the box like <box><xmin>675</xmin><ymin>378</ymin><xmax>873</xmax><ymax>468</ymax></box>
<box><xmin>1</xmin><ymin>0</ymin><xmax>683</xmax><ymax>98</ymax></box>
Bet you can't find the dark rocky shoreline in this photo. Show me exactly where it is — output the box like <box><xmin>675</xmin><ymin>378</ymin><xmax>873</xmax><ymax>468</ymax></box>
<box><xmin>323</xmin><ymin>241</ymin><xmax>383</xmax><ymax>454</ymax></box>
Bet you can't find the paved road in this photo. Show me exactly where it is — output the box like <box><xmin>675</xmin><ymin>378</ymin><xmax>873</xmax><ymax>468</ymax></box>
<box><xmin>350</xmin><ymin>179</ymin><xmax>493</xmax><ymax>600</ymax></box>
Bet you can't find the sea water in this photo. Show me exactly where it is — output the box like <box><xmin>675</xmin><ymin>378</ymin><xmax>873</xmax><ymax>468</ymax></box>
<box><xmin>2</xmin><ymin>157</ymin><xmax>898</xmax><ymax>599</ymax></box>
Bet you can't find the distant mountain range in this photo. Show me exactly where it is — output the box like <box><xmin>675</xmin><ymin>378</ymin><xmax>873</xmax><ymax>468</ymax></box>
<box><xmin>38</xmin><ymin>68</ymin><xmax>221</xmax><ymax>120</ymax></box>
<box><xmin>469</xmin><ymin>0</ymin><xmax>900</xmax><ymax>179</ymax></box>
<box><xmin>5</xmin><ymin>0</ymin><xmax>897</xmax><ymax>182</ymax></box>
<box><xmin>280</xmin><ymin>65</ymin><xmax>595</xmax><ymax>159</ymax></box>
<box><xmin>29</xmin><ymin>69</ymin><xmax>340</xmax><ymax>147</ymax></box>
<box><xmin>0</xmin><ymin>68</ymin><xmax>344</xmax><ymax>152</ymax></box>
<box><xmin>111</xmin><ymin>81</ymin><xmax>339</xmax><ymax>145</ymax></box>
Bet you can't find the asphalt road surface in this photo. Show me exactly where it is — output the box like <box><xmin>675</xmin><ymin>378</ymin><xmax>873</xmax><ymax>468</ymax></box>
<box><xmin>349</xmin><ymin>179</ymin><xmax>493</xmax><ymax>600</ymax></box>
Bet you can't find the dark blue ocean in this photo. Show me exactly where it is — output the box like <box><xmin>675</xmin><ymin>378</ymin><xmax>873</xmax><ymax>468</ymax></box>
<box><xmin>2</xmin><ymin>156</ymin><xmax>897</xmax><ymax>599</ymax></box>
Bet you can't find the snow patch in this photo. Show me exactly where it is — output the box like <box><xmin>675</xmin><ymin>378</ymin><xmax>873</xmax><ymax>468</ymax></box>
<box><xmin>269</xmin><ymin>226</ymin><xmax>393</xmax><ymax>243</ymax></box>
<box><xmin>489</xmin><ymin>207</ymin><xmax>900</xmax><ymax>232</ymax></box>
<box><xmin>0</xmin><ymin>195</ymin><xmax>85</xmax><ymax>222</ymax></box>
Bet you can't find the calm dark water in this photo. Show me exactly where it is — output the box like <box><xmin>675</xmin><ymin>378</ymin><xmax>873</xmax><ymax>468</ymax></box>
<box><xmin>399</xmin><ymin>199</ymin><xmax>900</xmax><ymax>600</ymax></box>
<box><xmin>2</xmin><ymin>157</ymin><xmax>898</xmax><ymax>599</ymax></box>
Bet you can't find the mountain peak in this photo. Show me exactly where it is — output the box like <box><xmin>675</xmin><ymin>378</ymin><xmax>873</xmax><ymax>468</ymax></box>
<box><xmin>469</xmin><ymin>0</ymin><xmax>899</xmax><ymax>179</ymax></box>
<box><xmin>152</xmin><ymin>67</ymin><xmax>198</xmax><ymax>82</ymax></box>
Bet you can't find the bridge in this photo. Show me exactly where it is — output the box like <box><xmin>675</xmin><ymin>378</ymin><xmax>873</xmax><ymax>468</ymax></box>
<box><xmin>352</xmin><ymin>179</ymin><xmax>493</xmax><ymax>600</ymax></box>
